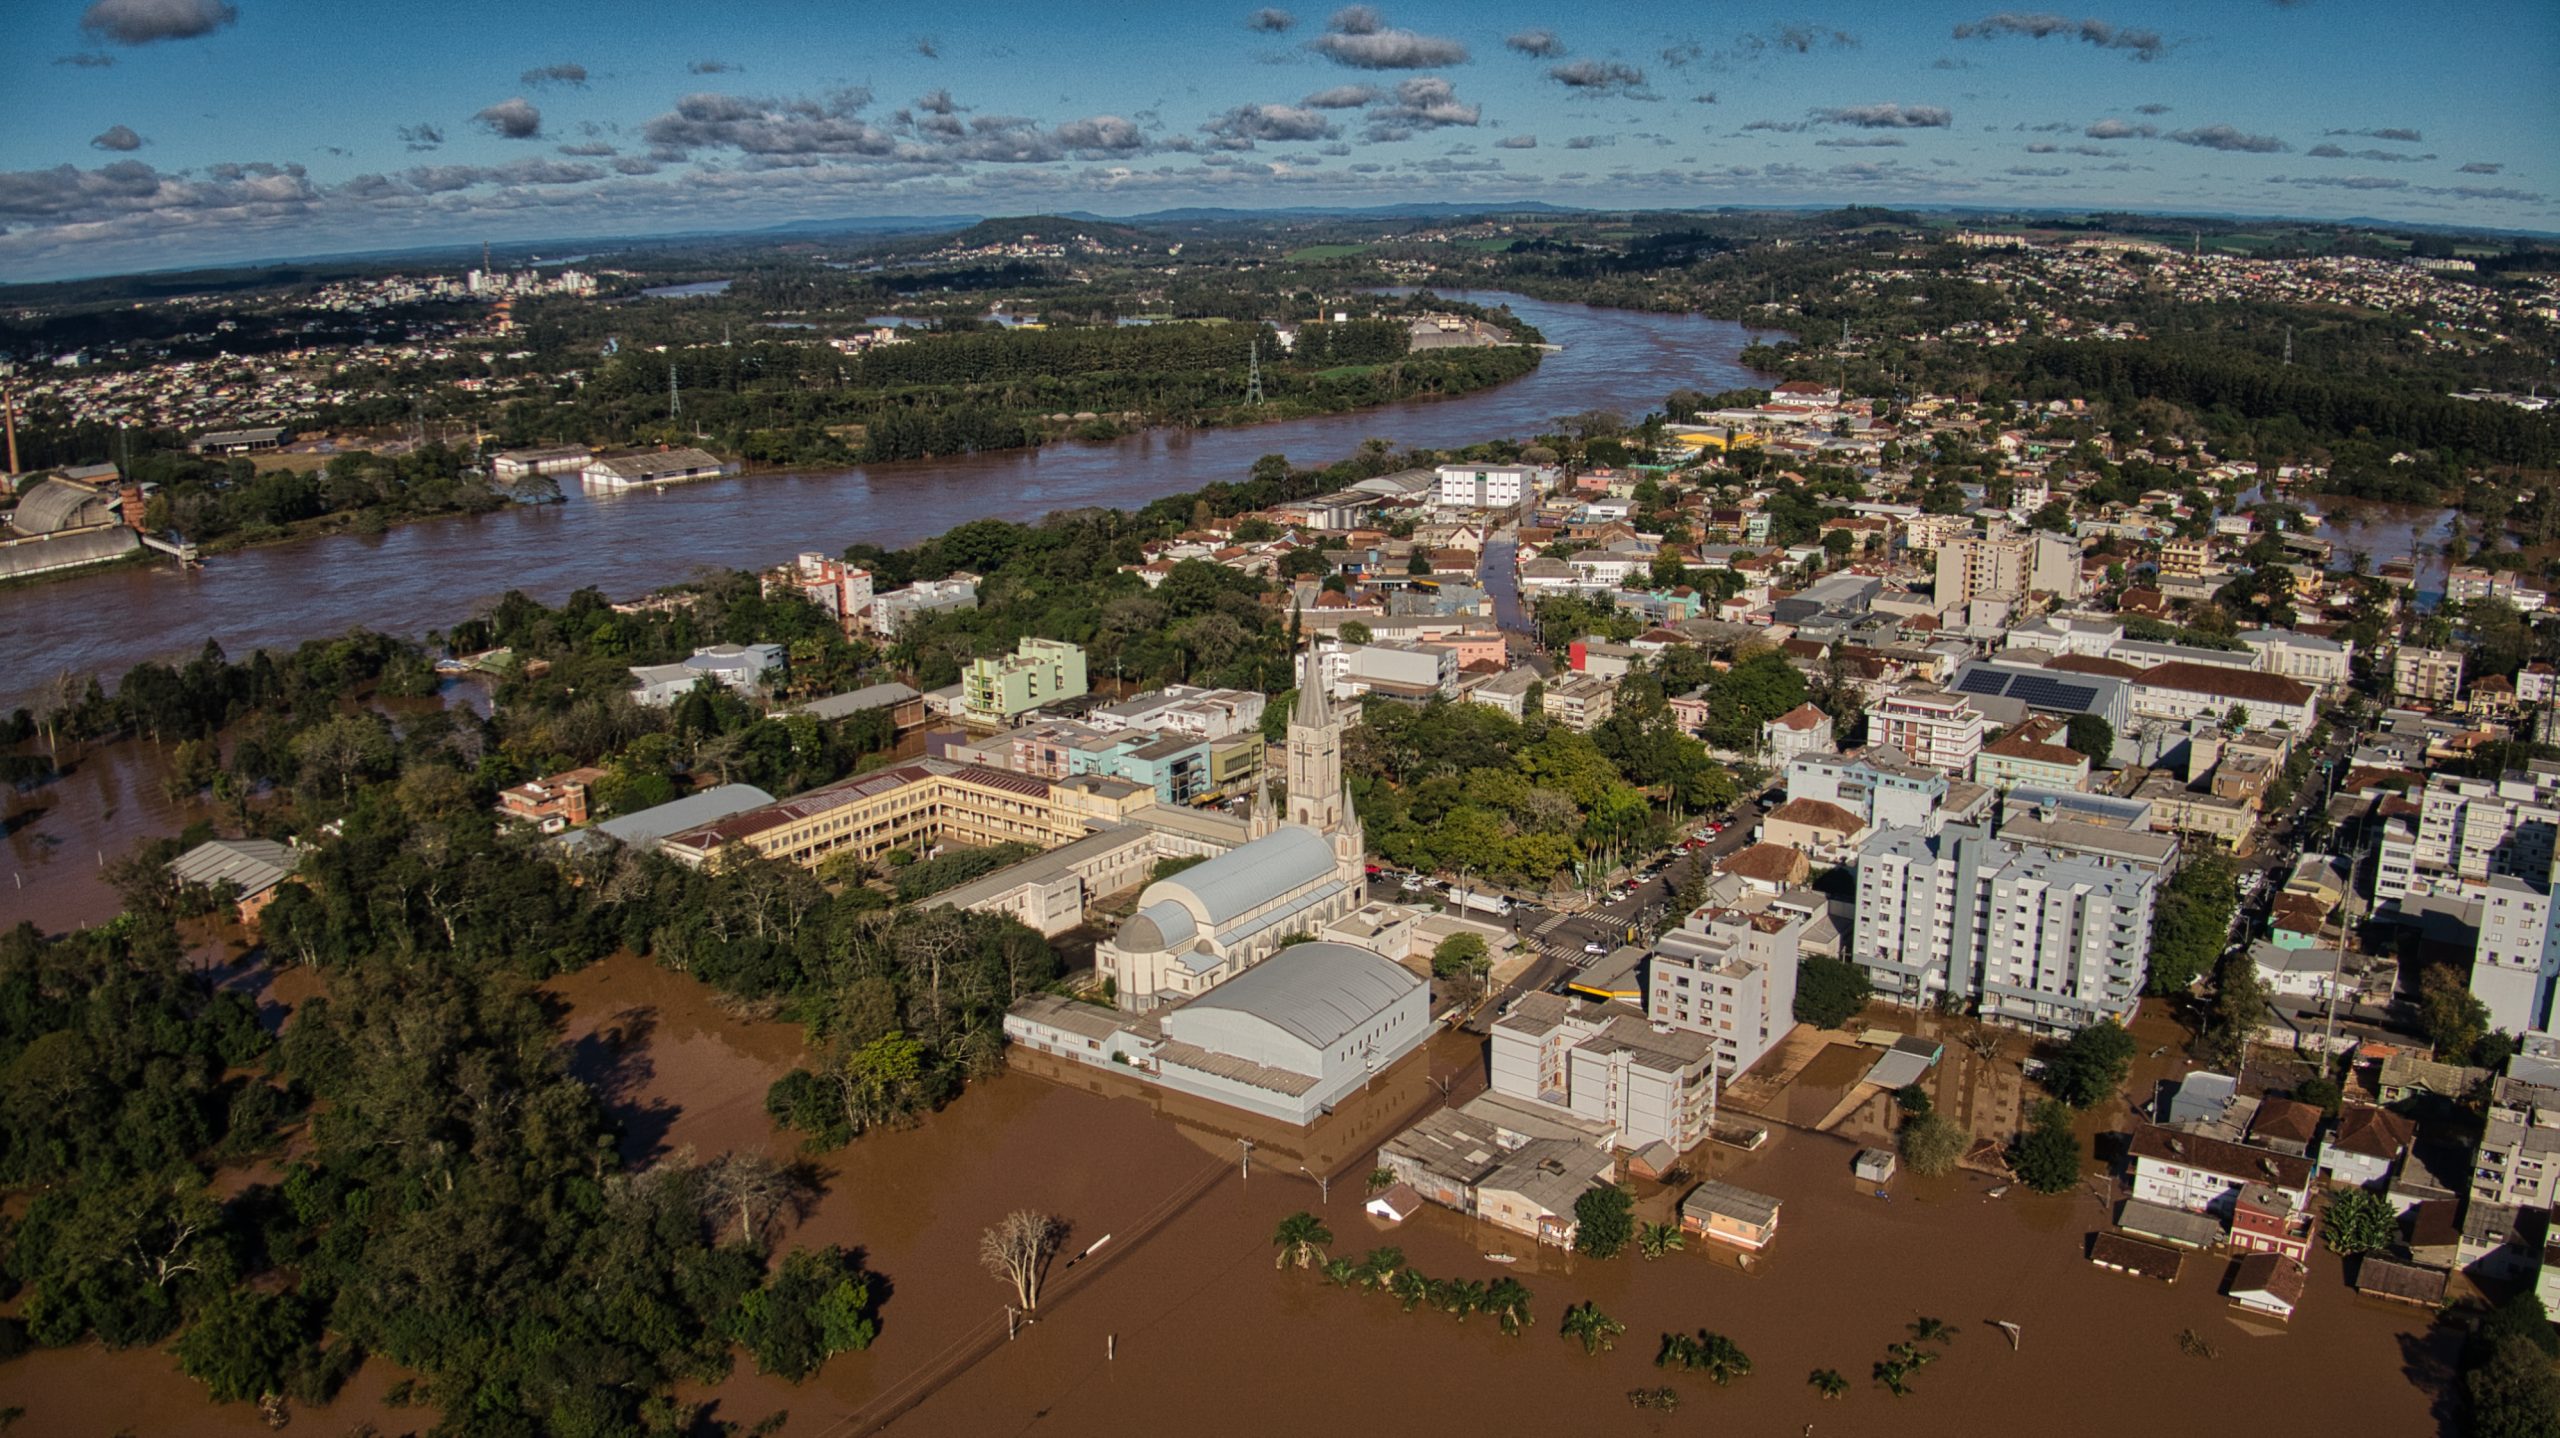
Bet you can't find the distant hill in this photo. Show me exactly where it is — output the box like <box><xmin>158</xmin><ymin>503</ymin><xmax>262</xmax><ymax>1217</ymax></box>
<box><xmin>945</xmin><ymin>214</ymin><xmax>1160</xmax><ymax>247</ymax></box>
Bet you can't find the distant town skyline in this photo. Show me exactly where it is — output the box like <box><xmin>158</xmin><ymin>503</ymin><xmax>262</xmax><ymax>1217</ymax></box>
<box><xmin>3</xmin><ymin>0</ymin><xmax>2554</xmax><ymax>281</ymax></box>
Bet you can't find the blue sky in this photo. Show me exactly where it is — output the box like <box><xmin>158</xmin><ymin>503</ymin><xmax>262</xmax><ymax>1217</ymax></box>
<box><xmin>3</xmin><ymin>0</ymin><xmax>2553</xmax><ymax>281</ymax></box>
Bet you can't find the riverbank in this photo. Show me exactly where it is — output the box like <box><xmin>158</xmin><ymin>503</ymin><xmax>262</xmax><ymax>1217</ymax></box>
<box><xmin>0</xmin><ymin>294</ymin><xmax>1767</xmax><ymax>714</ymax></box>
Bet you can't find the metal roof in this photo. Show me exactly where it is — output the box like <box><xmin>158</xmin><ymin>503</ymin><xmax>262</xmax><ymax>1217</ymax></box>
<box><xmin>575</xmin><ymin>784</ymin><xmax>775</xmax><ymax>852</ymax></box>
<box><xmin>1152</xmin><ymin>823</ymin><xmax>1337</xmax><ymax>927</ymax></box>
<box><xmin>1117</xmin><ymin>900</ymin><xmax>1199</xmax><ymax>953</ymax></box>
<box><xmin>167</xmin><ymin>838</ymin><xmax>294</xmax><ymax>896</ymax></box>
<box><xmin>7</xmin><ymin>478</ymin><xmax>115</xmax><ymax>536</ymax></box>
<box><xmin>1174</xmin><ymin>940</ymin><xmax>1420</xmax><ymax>1050</ymax></box>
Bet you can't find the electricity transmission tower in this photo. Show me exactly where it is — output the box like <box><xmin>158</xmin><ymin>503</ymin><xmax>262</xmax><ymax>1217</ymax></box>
<box><xmin>1246</xmin><ymin>340</ymin><xmax>1264</xmax><ymax>406</ymax></box>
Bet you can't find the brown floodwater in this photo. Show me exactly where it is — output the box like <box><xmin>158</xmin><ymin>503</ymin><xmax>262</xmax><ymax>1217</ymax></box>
<box><xmin>0</xmin><ymin>947</ymin><xmax>2456</xmax><ymax>1436</ymax></box>
<box><xmin>1</xmin><ymin>735</ymin><xmax>219</xmax><ymax>934</ymax></box>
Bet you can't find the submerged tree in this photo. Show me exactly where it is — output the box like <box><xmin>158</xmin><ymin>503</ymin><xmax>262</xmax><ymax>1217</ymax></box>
<box><xmin>1273</xmin><ymin>1210</ymin><xmax>1334</xmax><ymax>1271</ymax></box>
<box><xmin>980</xmin><ymin>1209</ymin><xmax>1065</xmax><ymax>1313</ymax></box>
<box><xmin>1562</xmin><ymin>1301</ymin><xmax>1626</xmax><ymax>1355</ymax></box>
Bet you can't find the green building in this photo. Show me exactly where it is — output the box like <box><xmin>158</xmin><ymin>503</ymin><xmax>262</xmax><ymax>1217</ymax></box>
<box><xmin>963</xmin><ymin>638</ymin><xmax>1089</xmax><ymax>723</ymax></box>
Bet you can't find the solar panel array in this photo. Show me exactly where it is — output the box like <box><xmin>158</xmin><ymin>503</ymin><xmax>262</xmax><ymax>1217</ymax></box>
<box><xmin>1956</xmin><ymin>666</ymin><xmax>2100</xmax><ymax>713</ymax></box>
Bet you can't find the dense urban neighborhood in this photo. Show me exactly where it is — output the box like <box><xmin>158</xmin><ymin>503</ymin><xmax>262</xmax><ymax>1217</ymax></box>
<box><xmin>6</xmin><ymin>197</ymin><xmax>2560</xmax><ymax>1437</ymax></box>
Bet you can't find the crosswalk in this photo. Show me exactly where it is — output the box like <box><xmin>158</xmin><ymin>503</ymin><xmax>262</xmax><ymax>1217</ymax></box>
<box><xmin>1533</xmin><ymin>912</ymin><xmax>1574</xmax><ymax>937</ymax></box>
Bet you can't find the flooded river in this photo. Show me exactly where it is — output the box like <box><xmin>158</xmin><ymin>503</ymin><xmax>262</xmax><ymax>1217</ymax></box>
<box><xmin>0</xmin><ymin>947</ymin><xmax>2447</xmax><ymax>1436</ymax></box>
<box><xmin>0</xmin><ymin>294</ymin><xmax>1771</xmax><ymax>715</ymax></box>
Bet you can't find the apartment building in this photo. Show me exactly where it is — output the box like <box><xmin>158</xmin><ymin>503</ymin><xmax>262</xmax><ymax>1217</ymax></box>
<box><xmin>1435</xmin><ymin>462</ymin><xmax>1540</xmax><ymax>509</ymax></box>
<box><xmin>2377</xmin><ymin>762</ymin><xmax>2560</xmax><ymax>903</ymax></box>
<box><xmin>1647</xmin><ymin>904</ymin><xmax>1808</xmax><ymax>1078</ymax></box>
<box><xmin>1873</xmin><ymin>690</ymin><xmax>1989</xmax><ymax>773</ymax></box>
<box><xmin>2394</xmin><ymin>646</ymin><xmax>2467</xmax><ymax>706</ymax></box>
<box><xmin>1490</xmin><ymin>992</ymin><xmax>1718</xmax><ymax>1154</ymax></box>
<box><xmin>1542</xmin><ymin>674</ymin><xmax>1618</xmax><ymax>732</ymax></box>
<box><xmin>1935</xmin><ymin>530</ymin><xmax>2081</xmax><ymax>607</ymax></box>
<box><xmin>1853</xmin><ymin>821</ymin><xmax>2159</xmax><ymax>1033</ymax></box>
<box><xmin>1786</xmin><ymin>748</ymin><xmax>1953</xmax><ymax>830</ymax></box>
<box><xmin>963</xmin><ymin>637</ymin><xmax>1089</xmax><ymax>723</ymax></box>
<box><xmin>2473</xmin><ymin>875</ymin><xmax>2560</xmax><ymax>1037</ymax></box>
<box><xmin>2470</xmin><ymin>1059</ymin><xmax>2560</xmax><ymax>1209</ymax></box>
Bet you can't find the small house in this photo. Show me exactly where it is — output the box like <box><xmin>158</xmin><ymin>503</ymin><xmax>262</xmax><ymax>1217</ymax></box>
<box><xmin>2116</xmin><ymin>1199</ymin><xmax>2222</xmax><ymax>1251</ymax></box>
<box><xmin>2354</xmin><ymin>1256</ymin><xmax>2448</xmax><ymax>1308</ymax></box>
<box><xmin>2229</xmin><ymin>1183</ymin><xmax>2316</xmax><ymax>1262</ymax></box>
<box><xmin>2226</xmin><ymin>1252</ymin><xmax>2307</xmax><ymax>1321</ymax></box>
<box><xmin>1680</xmin><ymin>1179</ymin><xmax>1783</xmax><ymax>1251</ymax></box>
<box><xmin>166</xmin><ymin>838</ymin><xmax>297</xmax><ymax>931</ymax></box>
<box><xmin>1364</xmin><ymin>1183</ymin><xmax>1423</xmax><ymax>1224</ymax></box>
<box><xmin>2089</xmin><ymin>1232</ymin><xmax>2184</xmax><ymax>1283</ymax></box>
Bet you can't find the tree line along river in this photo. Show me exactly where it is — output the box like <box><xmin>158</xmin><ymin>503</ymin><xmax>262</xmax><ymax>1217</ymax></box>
<box><xmin>1</xmin><ymin>293</ymin><xmax>1772</xmax><ymax>715</ymax></box>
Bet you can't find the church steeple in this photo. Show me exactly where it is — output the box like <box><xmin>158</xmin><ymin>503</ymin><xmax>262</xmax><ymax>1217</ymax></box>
<box><xmin>1286</xmin><ymin>640</ymin><xmax>1345</xmax><ymax>834</ymax></box>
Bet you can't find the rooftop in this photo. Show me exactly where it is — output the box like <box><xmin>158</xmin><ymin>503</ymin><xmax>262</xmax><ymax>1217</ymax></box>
<box><xmin>1174</xmin><ymin>941</ymin><xmax>1421</xmax><ymax>1051</ymax></box>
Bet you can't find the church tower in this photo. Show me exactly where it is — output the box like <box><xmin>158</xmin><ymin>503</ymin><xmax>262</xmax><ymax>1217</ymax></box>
<box><xmin>1286</xmin><ymin>644</ymin><xmax>1345</xmax><ymax>833</ymax></box>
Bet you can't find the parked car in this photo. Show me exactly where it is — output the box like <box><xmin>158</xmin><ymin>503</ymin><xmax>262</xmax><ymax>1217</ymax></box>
<box><xmin>1584</xmin><ymin>941</ymin><xmax>1609</xmax><ymax>955</ymax></box>
<box><xmin>1400</xmin><ymin>873</ymin><xmax>1426</xmax><ymax>892</ymax></box>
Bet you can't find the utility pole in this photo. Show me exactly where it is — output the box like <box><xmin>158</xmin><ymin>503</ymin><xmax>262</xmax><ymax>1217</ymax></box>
<box><xmin>668</xmin><ymin>364</ymin><xmax>681</xmax><ymax>420</ymax></box>
<box><xmin>1236</xmin><ymin>1137</ymin><xmax>1254</xmax><ymax>1180</ymax></box>
<box><xmin>1299</xmin><ymin>1164</ymin><xmax>1331</xmax><ymax>1203</ymax></box>
<box><xmin>2284</xmin><ymin>326</ymin><xmax>2294</xmax><ymax>367</ymax></box>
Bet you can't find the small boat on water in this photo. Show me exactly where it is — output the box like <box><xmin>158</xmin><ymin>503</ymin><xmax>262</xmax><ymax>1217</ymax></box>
<box><xmin>1482</xmin><ymin>1252</ymin><xmax>1518</xmax><ymax>1264</ymax></box>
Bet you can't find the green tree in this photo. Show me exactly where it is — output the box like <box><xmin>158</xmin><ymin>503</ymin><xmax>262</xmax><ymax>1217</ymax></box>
<box><xmin>2419</xmin><ymin>965</ymin><xmax>2494</xmax><ymax>1062</ymax></box>
<box><xmin>728</xmin><ymin>1246</ymin><xmax>880</xmax><ymax>1381</ymax></box>
<box><xmin>2065</xmin><ymin>713</ymin><xmax>2114</xmax><ymax>764</ymax></box>
<box><xmin>2012</xmin><ymin>1100</ymin><xmax>2082</xmax><ymax>1194</ymax></box>
<box><xmin>1431</xmin><ymin>931</ymin><xmax>1490</xmax><ymax>979</ymax></box>
<box><xmin>2148</xmin><ymin>855</ymin><xmax>2240</xmax><ymax>996</ymax></box>
<box><xmin>1793</xmin><ymin>956</ymin><xmax>1873</xmax><ymax>1029</ymax></box>
<box><xmin>1562</xmin><ymin>1300</ymin><xmax>1626</xmax><ymax>1355</ymax></box>
<box><xmin>1900</xmin><ymin>1113</ymin><xmax>1968</xmax><ymax>1177</ymax></box>
<box><xmin>2322</xmin><ymin>1187</ymin><xmax>2400</xmax><ymax>1256</ymax></box>
<box><xmin>1894</xmin><ymin>1082</ymin><xmax>1933</xmax><ymax>1116</ymax></box>
<box><xmin>1809</xmin><ymin>1368</ymin><xmax>1850</xmax><ymax>1399</ymax></box>
<box><xmin>1573</xmin><ymin>1183</ymin><xmax>1636</xmax><ymax>1259</ymax></box>
<box><xmin>1483</xmin><ymin>1276</ymin><xmax>1535</xmax><ymax>1336</ymax></box>
<box><xmin>174</xmin><ymin>1290</ymin><xmax>309</xmax><ymax>1403</ymax></box>
<box><xmin>2046</xmin><ymin>1020</ymin><xmax>2138</xmax><ymax>1109</ymax></box>
<box><xmin>2463</xmin><ymin>1293</ymin><xmax>2560</xmax><ymax>1438</ymax></box>
<box><xmin>1636</xmin><ymin>1221</ymin><xmax>1684</xmax><ymax>1261</ymax></box>
<box><xmin>1273</xmin><ymin>1211</ymin><xmax>1334</xmax><ymax>1270</ymax></box>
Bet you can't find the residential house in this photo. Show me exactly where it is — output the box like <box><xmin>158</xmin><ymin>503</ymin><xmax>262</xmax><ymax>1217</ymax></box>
<box><xmin>2126</xmin><ymin>1124</ymin><xmax>2316</xmax><ymax>1217</ymax></box>
<box><xmin>1761</xmin><ymin>702</ymin><xmax>1835</xmax><ymax>767</ymax></box>
<box><xmin>629</xmin><ymin>643</ymin><xmax>786</xmax><ymax>707</ymax></box>
<box><xmin>1971</xmin><ymin>715</ymin><xmax>2092</xmax><ymax>793</ymax></box>
<box><xmin>497</xmin><ymin>766</ymin><xmax>608</xmax><ymax>833</ymax></box>
<box><xmin>166</xmin><ymin>838</ymin><xmax>297</xmax><ymax>930</ymax></box>
<box><xmin>2228</xmin><ymin>1183</ymin><xmax>2316</xmax><ymax>1262</ymax></box>
<box><xmin>2319</xmin><ymin>1104</ymin><xmax>2416</xmax><ymax>1191</ymax></box>
<box><xmin>2226</xmin><ymin>1253</ymin><xmax>2307</xmax><ymax>1321</ymax></box>
<box><xmin>1679</xmin><ymin>1180</ymin><xmax>1783</xmax><ymax>1251</ymax></box>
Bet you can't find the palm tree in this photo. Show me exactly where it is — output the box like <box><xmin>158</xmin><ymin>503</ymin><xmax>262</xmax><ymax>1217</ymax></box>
<box><xmin>1656</xmin><ymin>1332</ymin><xmax>1702</xmax><ymax>1371</ymax></box>
<box><xmin>1484</xmin><ymin>1278</ymin><xmax>1534</xmax><ymax>1336</ymax></box>
<box><xmin>1442</xmin><ymin>1278</ymin><xmax>1490</xmax><ymax>1319</ymax></box>
<box><xmin>1357</xmin><ymin>1246</ymin><xmax>1404</xmax><ymax>1290</ymax></box>
<box><xmin>1636</xmin><ymin>1221</ymin><xmax>1684</xmax><ymax>1261</ymax></box>
<box><xmin>1697</xmin><ymin>1332</ymin><xmax>1752</xmax><ymax>1386</ymax></box>
<box><xmin>1561</xmin><ymin>1301</ymin><xmax>1625</xmax><ymax>1356</ymax></box>
<box><xmin>1272</xmin><ymin>1211</ymin><xmax>1333</xmax><ymax>1271</ymax></box>
<box><xmin>1891</xmin><ymin>1340</ymin><xmax>1939</xmax><ymax>1370</ymax></box>
<box><xmin>1874</xmin><ymin>1358</ymin><xmax>1913</xmax><ymax>1396</ymax></box>
<box><xmin>1909</xmin><ymin>1315</ymin><xmax>1957</xmax><ymax>1346</ymax></box>
<box><xmin>1320</xmin><ymin>1257</ymin><xmax>1359</xmax><ymax>1288</ymax></box>
<box><xmin>1809</xmin><ymin>1368</ymin><xmax>1849</xmax><ymax>1400</ymax></box>
<box><xmin>1390</xmin><ymin>1268</ymin><xmax>1429</xmax><ymax>1311</ymax></box>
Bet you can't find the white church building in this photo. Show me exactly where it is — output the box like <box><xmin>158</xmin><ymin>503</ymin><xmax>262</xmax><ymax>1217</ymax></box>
<box><xmin>1096</xmin><ymin>648</ymin><xmax>1369</xmax><ymax>1010</ymax></box>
